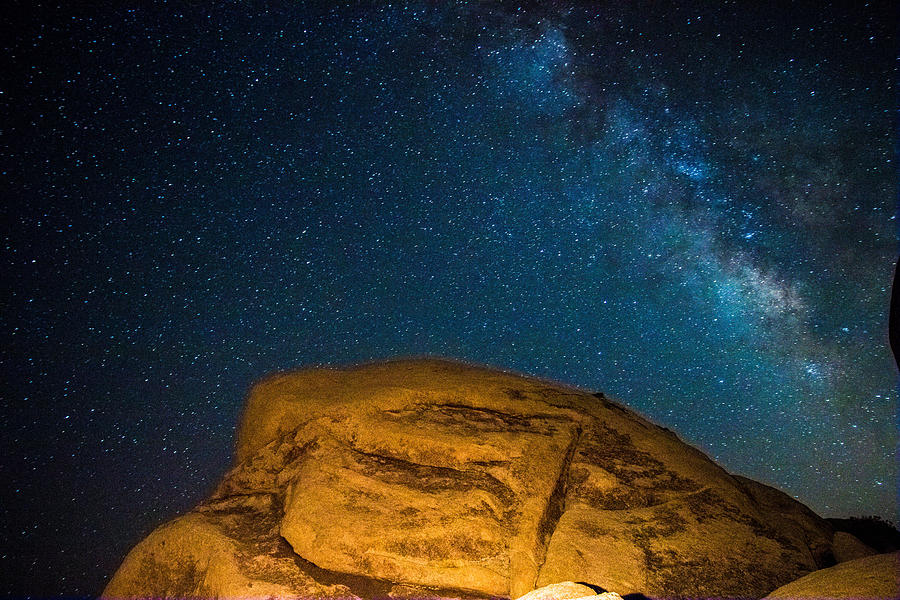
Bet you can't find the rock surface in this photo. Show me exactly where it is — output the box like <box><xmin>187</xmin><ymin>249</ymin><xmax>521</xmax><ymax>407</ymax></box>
<box><xmin>763</xmin><ymin>551</ymin><xmax>899</xmax><ymax>599</ymax></box>
<box><xmin>514</xmin><ymin>581</ymin><xmax>622</xmax><ymax>600</ymax></box>
<box><xmin>832</xmin><ymin>531</ymin><xmax>877</xmax><ymax>563</ymax></box>
<box><xmin>102</xmin><ymin>508</ymin><xmax>352</xmax><ymax>599</ymax></box>
<box><xmin>104</xmin><ymin>358</ymin><xmax>835</xmax><ymax>599</ymax></box>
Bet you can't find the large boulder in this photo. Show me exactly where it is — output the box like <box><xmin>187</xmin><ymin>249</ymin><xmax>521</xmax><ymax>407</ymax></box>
<box><xmin>104</xmin><ymin>359</ymin><xmax>834</xmax><ymax>599</ymax></box>
<box><xmin>763</xmin><ymin>551</ymin><xmax>899</xmax><ymax>599</ymax></box>
<box><xmin>514</xmin><ymin>581</ymin><xmax>622</xmax><ymax>600</ymax></box>
<box><xmin>102</xmin><ymin>506</ymin><xmax>353</xmax><ymax>599</ymax></box>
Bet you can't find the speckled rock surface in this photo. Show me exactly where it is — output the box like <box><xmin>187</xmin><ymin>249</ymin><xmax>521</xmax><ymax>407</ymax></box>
<box><xmin>104</xmin><ymin>358</ymin><xmax>835</xmax><ymax>599</ymax></box>
<box><xmin>764</xmin><ymin>551</ymin><xmax>899</xmax><ymax>599</ymax></box>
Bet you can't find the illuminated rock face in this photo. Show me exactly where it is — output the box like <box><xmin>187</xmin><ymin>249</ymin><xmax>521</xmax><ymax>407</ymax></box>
<box><xmin>515</xmin><ymin>581</ymin><xmax>623</xmax><ymax>600</ymax></box>
<box><xmin>104</xmin><ymin>358</ymin><xmax>834</xmax><ymax>599</ymax></box>
<box><xmin>763</xmin><ymin>551</ymin><xmax>900</xmax><ymax>599</ymax></box>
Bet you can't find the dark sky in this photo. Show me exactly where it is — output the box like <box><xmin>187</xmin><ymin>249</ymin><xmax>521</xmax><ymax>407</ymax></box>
<box><xmin>1</xmin><ymin>1</ymin><xmax>896</xmax><ymax>597</ymax></box>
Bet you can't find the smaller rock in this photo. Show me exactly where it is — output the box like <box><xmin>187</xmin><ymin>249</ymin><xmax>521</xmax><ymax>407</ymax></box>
<box><xmin>764</xmin><ymin>551</ymin><xmax>899</xmax><ymax>599</ymax></box>
<box><xmin>515</xmin><ymin>581</ymin><xmax>623</xmax><ymax>600</ymax></box>
<box><xmin>833</xmin><ymin>531</ymin><xmax>878</xmax><ymax>563</ymax></box>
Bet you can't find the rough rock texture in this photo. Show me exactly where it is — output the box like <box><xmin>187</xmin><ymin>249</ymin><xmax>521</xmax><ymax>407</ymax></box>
<box><xmin>101</xmin><ymin>506</ymin><xmax>355</xmax><ymax>599</ymax></box>
<box><xmin>104</xmin><ymin>359</ymin><xmax>835</xmax><ymax>599</ymax></box>
<box><xmin>763</xmin><ymin>551</ymin><xmax>899</xmax><ymax>599</ymax></box>
<box><xmin>514</xmin><ymin>581</ymin><xmax>622</xmax><ymax>600</ymax></box>
<box><xmin>832</xmin><ymin>531</ymin><xmax>877</xmax><ymax>563</ymax></box>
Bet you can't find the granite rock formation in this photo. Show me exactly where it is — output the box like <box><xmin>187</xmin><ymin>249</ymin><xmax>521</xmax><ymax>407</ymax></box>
<box><xmin>104</xmin><ymin>359</ymin><xmax>835</xmax><ymax>599</ymax></box>
<box><xmin>763</xmin><ymin>551</ymin><xmax>899</xmax><ymax>599</ymax></box>
<box><xmin>832</xmin><ymin>531</ymin><xmax>877</xmax><ymax>563</ymax></box>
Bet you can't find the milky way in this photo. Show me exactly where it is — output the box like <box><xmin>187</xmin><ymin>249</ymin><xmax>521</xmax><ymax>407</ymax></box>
<box><xmin>1</xmin><ymin>2</ymin><xmax>896</xmax><ymax>596</ymax></box>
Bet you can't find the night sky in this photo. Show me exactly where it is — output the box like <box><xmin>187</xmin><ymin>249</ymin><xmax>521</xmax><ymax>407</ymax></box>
<box><xmin>1</xmin><ymin>1</ymin><xmax>896</xmax><ymax>597</ymax></box>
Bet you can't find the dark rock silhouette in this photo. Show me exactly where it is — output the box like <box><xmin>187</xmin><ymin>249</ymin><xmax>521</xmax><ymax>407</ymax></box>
<box><xmin>828</xmin><ymin>516</ymin><xmax>900</xmax><ymax>554</ymax></box>
<box><xmin>832</xmin><ymin>531</ymin><xmax>877</xmax><ymax>563</ymax></box>
<box><xmin>104</xmin><ymin>359</ymin><xmax>834</xmax><ymax>599</ymax></box>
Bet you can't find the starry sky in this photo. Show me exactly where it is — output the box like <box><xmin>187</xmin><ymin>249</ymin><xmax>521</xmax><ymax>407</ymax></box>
<box><xmin>1</xmin><ymin>1</ymin><xmax>896</xmax><ymax>596</ymax></box>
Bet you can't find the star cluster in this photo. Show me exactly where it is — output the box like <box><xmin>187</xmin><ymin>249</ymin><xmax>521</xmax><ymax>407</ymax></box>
<box><xmin>1</xmin><ymin>2</ymin><xmax>896</xmax><ymax>596</ymax></box>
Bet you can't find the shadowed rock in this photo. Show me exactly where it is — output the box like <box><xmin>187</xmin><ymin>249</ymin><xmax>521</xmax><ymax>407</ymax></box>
<box><xmin>832</xmin><ymin>531</ymin><xmax>877</xmax><ymax>563</ymax></box>
<box><xmin>828</xmin><ymin>516</ymin><xmax>900</xmax><ymax>554</ymax></box>
<box><xmin>104</xmin><ymin>358</ymin><xmax>834</xmax><ymax>599</ymax></box>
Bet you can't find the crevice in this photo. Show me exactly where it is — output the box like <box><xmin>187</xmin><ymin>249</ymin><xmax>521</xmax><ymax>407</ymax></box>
<box><xmin>532</xmin><ymin>423</ymin><xmax>584</xmax><ymax>588</ymax></box>
<box><xmin>434</xmin><ymin>402</ymin><xmax>574</xmax><ymax>429</ymax></box>
<box><xmin>348</xmin><ymin>446</ymin><xmax>516</xmax><ymax>507</ymax></box>
<box><xmin>287</xmin><ymin>549</ymin><xmax>394</xmax><ymax>599</ymax></box>
<box><xmin>287</xmin><ymin>547</ymin><xmax>498</xmax><ymax>600</ymax></box>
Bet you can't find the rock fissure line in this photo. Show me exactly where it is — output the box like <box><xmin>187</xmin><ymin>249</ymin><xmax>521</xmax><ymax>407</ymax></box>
<box><xmin>347</xmin><ymin>445</ymin><xmax>516</xmax><ymax>505</ymax></box>
<box><xmin>290</xmin><ymin>543</ymin><xmax>504</xmax><ymax>600</ymax></box>
<box><xmin>532</xmin><ymin>422</ymin><xmax>585</xmax><ymax>589</ymax></box>
<box><xmin>286</xmin><ymin>551</ymin><xmax>395</xmax><ymax>599</ymax></box>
